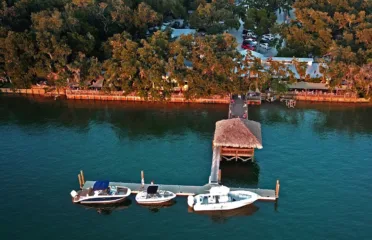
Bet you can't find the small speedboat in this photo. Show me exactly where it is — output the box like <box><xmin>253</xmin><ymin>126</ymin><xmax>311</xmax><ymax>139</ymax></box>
<box><xmin>70</xmin><ymin>181</ymin><xmax>131</xmax><ymax>204</ymax></box>
<box><xmin>187</xmin><ymin>185</ymin><xmax>258</xmax><ymax>211</ymax></box>
<box><xmin>135</xmin><ymin>185</ymin><xmax>176</xmax><ymax>205</ymax></box>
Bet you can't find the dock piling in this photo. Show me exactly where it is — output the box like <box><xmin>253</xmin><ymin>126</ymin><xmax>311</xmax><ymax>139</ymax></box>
<box><xmin>141</xmin><ymin>170</ymin><xmax>145</xmax><ymax>187</ymax></box>
<box><xmin>275</xmin><ymin>180</ymin><xmax>280</xmax><ymax>198</ymax></box>
<box><xmin>80</xmin><ymin>170</ymin><xmax>85</xmax><ymax>184</ymax></box>
<box><xmin>218</xmin><ymin>169</ymin><xmax>221</xmax><ymax>183</ymax></box>
<box><xmin>78</xmin><ymin>174</ymin><xmax>83</xmax><ymax>189</ymax></box>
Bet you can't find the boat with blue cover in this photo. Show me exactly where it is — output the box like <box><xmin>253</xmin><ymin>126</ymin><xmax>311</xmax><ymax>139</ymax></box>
<box><xmin>70</xmin><ymin>181</ymin><xmax>131</xmax><ymax>204</ymax></box>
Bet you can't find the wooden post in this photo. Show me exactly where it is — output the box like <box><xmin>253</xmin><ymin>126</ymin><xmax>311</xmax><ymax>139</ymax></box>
<box><xmin>78</xmin><ymin>174</ymin><xmax>82</xmax><ymax>189</ymax></box>
<box><xmin>218</xmin><ymin>169</ymin><xmax>221</xmax><ymax>183</ymax></box>
<box><xmin>141</xmin><ymin>170</ymin><xmax>145</xmax><ymax>187</ymax></box>
<box><xmin>275</xmin><ymin>180</ymin><xmax>280</xmax><ymax>198</ymax></box>
<box><xmin>80</xmin><ymin>170</ymin><xmax>85</xmax><ymax>184</ymax></box>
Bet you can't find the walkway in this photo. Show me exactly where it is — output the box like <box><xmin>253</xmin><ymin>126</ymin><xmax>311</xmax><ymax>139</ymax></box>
<box><xmin>229</xmin><ymin>94</ymin><xmax>247</xmax><ymax>118</ymax></box>
<box><xmin>209</xmin><ymin>146</ymin><xmax>221</xmax><ymax>184</ymax></box>
<box><xmin>82</xmin><ymin>181</ymin><xmax>277</xmax><ymax>200</ymax></box>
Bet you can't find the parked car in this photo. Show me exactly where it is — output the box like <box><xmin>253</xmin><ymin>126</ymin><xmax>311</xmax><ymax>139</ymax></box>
<box><xmin>262</xmin><ymin>33</ymin><xmax>274</xmax><ymax>41</ymax></box>
<box><xmin>259</xmin><ymin>42</ymin><xmax>270</xmax><ymax>50</ymax></box>
<box><xmin>242</xmin><ymin>29</ymin><xmax>254</xmax><ymax>35</ymax></box>
<box><xmin>242</xmin><ymin>41</ymin><xmax>256</xmax><ymax>50</ymax></box>
<box><xmin>243</xmin><ymin>32</ymin><xmax>257</xmax><ymax>39</ymax></box>
<box><xmin>244</xmin><ymin>38</ymin><xmax>257</xmax><ymax>46</ymax></box>
<box><xmin>171</xmin><ymin>21</ymin><xmax>181</xmax><ymax>29</ymax></box>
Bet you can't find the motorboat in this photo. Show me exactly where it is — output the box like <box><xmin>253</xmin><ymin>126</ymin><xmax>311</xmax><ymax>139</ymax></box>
<box><xmin>187</xmin><ymin>185</ymin><xmax>258</xmax><ymax>211</ymax></box>
<box><xmin>70</xmin><ymin>181</ymin><xmax>131</xmax><ymax>204</ymax></box>
<box><xmin>135</xmin><ymin>185</ymin><xmax>176</xmax><ymax>205</ymax></box>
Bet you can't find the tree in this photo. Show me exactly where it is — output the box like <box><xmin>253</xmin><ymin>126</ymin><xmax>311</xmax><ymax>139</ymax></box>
<box><xmin>353</xmin><ymin>63</ymin><xmax>372</xmax><ymax>97</ymax></box>
<box><xmin>31</xmin><ymin>10</ymin><xmax>71</xmax><ymax>87</ymax></box>
<box><xmin>1</xmin><ymin>31</ymin><xmax>35</xmax><ymax>88</ymax></box>
<box><xmin>280</xmin><ymin>0</ymin><xmax>372</xmax><ymax>64</ymax></box>
<box><xmin>292</xmin><ymin>58</ymin><xmax>309</xmax><ymax>81</ymax></box>
<box><xmin>137</xmin><ymin>31</ymin><xmax>171</xmax><ymax>99</ymax></box>
<box><xmin>244</xmin><ymin>8</ymin><xmax>277</xmax><ymax>36</ymax></box>
<box><xmin>103</xmin><ymin>32</ymin><xmax>140</xmax><ymax>92</ymax></box>
<box><xmin>190</xmin><ymin>0</ymin><xmax>239</xmax><ymax>34</ymax></box>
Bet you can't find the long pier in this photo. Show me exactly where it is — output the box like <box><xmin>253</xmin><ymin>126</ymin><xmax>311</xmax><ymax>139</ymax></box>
<box><xmin>76</xmin><ymin>94</ymin><xmax>280</xmax><ymax>203</ymax></box>
<box><xmin>209</xmin><ymin>146</ymin><xmax>221</xmax><ymax>184</ymax></box>
<box><xmin>82</xmin><ymin>180</ymin><xmax>277</xmax><ymax>201</ymax></box>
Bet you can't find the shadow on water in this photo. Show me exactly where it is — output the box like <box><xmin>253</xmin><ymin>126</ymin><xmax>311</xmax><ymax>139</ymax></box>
<box><xmin>248</xmin><ymin>102</ymin><xmax>372</xmax><ymax>135</ymax></box>
<box><xmin>220</xmin><ymin>161</ymin><xmax>260</xmax><ymax>187</ymax></box>
<box><xmin>1</xmin><ymin>96</ymin><xmax>372</xmax><ymax>139</ymax></box>
<box><xmin>0</xmin><ymin>96</ymin><xmax>227</xmax><ymax>138</ymax></box>
<box><xmin>78</xmin><ymin>198</ymin><xmax>132</xmax><ymax>215</ymax></box>
<box><xmin>137</xmin><ymin>200</ymin><xmax>177</xmax><ymax>213</ymax></box>
<box><xmin>190</xmin><ymin>204</ymin><xmax>259</xmax><ymax>223</ymax></box>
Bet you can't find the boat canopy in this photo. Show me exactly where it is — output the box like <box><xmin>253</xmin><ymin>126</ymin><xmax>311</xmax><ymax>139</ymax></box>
<box><xmin>93</xmin><ymin>181</ymin><xmax>109</xmax><ymax>191</ymax></box>
<box><xmin>147</xmin><ymin>185</ymin><xmax>159</xmax><ymax>194</ymax></box>
<box><xmin>209</xmin><ymin>186</ymin><xmax>230</xmax><ymax>195</ymax></box>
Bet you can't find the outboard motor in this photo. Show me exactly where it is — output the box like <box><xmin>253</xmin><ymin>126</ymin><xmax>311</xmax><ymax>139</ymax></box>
<box><xmin>70</xmin><ymin>190</ymin><xmax>78</xmax><ymax>198</ymax></box>
<box><xmin>187</xmin><ymin>195</ymin><xmax>195</xmax><ymax>207</ymax></box>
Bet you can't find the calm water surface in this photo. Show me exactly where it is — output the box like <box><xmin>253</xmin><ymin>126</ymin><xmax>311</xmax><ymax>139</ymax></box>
<box><xmin>0</xmin><ymin>96</ymin><xmax>371</xmax><ymax>240</ymax></box>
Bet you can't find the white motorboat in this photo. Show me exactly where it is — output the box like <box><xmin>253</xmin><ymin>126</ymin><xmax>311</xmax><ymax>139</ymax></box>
<box><xmin>187</xmin><ymin>186</ymin><xmax>258</xmax><ymax>211</ymax></box>
<box><xmin>135</xmin><ymin>185</ymin><xmax>176</xmax><ymax>205</ymax></box>
<box><xmin>70</xmin><ymin>181</ymin><xmax>131</xmax><ymax>204</ymax></box>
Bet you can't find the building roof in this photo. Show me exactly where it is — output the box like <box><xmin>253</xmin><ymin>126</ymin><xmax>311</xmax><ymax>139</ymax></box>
<box><xmin>269</xmin><ymin>57</ymin><xmax>313</xmax><ymax>63</ymax></box>
<box><xmin>213</xmin><ymin>118</ymin><xmax>263</xmax><ymax>149</ymax></box>
<box><xmin>288</xmin><ymin>82</ymin><xmax>329</xmax><ymax>90</ymax></box>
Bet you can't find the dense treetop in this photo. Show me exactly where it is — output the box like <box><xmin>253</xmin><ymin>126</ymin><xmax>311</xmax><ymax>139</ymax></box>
<box><xmin>0</xmin><ymin>0</ymin><xmax>371</xmax><ymax>98</ymax></box>
<box><xmin>278</xmin><ymin>0</ymin><xmax>371</xmax><ymax>96</ymax></box>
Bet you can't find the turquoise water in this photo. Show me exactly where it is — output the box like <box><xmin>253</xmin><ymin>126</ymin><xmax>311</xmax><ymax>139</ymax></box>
<box><xmin>0</xmin><ymin>96</ymin><xmax>371</xmax><ymax>239</ymax></box>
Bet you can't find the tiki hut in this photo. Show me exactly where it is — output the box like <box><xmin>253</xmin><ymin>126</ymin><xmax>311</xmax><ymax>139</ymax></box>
<box><xmin>213</xmin><ymin>118</ymin><xmax>262</xmax><ymax>161</ymax></box>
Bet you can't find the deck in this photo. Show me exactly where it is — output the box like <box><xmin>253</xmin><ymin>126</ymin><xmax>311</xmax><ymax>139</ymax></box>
<box><xmin>229</xmin><ymin>95</ymin><xmax>247</xmax><ymax>118</ymax></box>
<box><xmin>82</xmin><ymin>181</ymin><xmax>276</xmax><ymax>201</ymax></box>
<box><xmin>209</xmin><ymin>146</ymin><xmax>221</xmax><ymax>184</ymax></box>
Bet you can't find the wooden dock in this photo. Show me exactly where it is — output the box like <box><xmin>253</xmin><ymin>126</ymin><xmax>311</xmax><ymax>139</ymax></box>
<box><xmin>75</xmin><ymin>95</ymin><xmax>279</xmax><ymax>204</ymax></box>
<box><xmin>82</xmin><ymin>180</ymin><xmax>277</xmax><ymax>201</ymax></box>
<box><xmin>209</xmin><ymin>146</ymin><xmax>221</xmax><ymax>184</ymax></box>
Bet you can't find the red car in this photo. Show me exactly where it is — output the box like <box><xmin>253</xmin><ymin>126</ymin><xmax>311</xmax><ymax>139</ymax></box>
<box><xmin>241</xmin><ymin>41</ymin><xmax>256</xmax><ymax>50</ymax></box>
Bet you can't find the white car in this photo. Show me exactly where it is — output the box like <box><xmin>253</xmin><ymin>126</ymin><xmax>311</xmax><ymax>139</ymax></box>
<box><xmin>259</xmin><ymin>42</ymin><xmax>270</xmax><ymax>50</ymax></box>
<box><xmin>262</xmin><ymin>34</ymin><xmax>275</xmax><ymax>41</ymax></box>
<box><xmin>245</xmin><ymin>32</ymin><xmax>257</xmax><ymax>38</ymax></box>
<box><xmin>245</xmin><ymin>38</ymin><xmax>258</xmax><ymax>46</ymax></box>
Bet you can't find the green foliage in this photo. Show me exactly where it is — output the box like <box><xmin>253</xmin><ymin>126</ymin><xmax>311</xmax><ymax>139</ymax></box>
<box><xmin>280</xmin><ymin>0</ymin><xmax>371</xmax><ymax>63</ymax></box>
<box><xmin>244</xmin><ymin>8</ymin><xmax>277</xmax><ymax>35</ymax></box>
<box><xmin>1</xmin><ymin>0</ymin><xmax>369</xmax><ymax>99</ymax></box>
<box><xmin>242</xmin><ymin>0</ymin><xmax>293</xmax><ymax>12</ymax></box>
<box><xmin>190</xmin><ymin>0</ymin><xmax>239</xmax><ymax>33</ymax></box>
<box><xmin>278</xmin><ymin>0</ymin><xmax>372</xmax><ymax>97</ymax></box>
<box><xmin>1</xmin><ymin>31</ymin><xmax>35</xmax><ymax>88</ymax></box>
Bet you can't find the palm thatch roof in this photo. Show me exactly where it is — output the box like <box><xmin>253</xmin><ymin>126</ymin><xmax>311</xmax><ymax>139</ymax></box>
<box><xmin>213</xmin><ymin>118</ymin><xmax>262</xmax><ymax>149</ymax></box>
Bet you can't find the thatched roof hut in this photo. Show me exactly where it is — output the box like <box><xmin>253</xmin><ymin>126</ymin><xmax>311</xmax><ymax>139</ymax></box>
<box><xmin>213</xmin><ymin>118</ymin><xmax>263</xmax><ymax>149</ymax></box>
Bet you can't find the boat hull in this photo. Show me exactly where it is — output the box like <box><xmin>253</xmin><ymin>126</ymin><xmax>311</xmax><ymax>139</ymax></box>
<box><xmin>72</xmin><ymin>186</ymin><xmax>131</xmax><ymax>205</ymax></box>
<box><xmin>190</xmin><ymin>190</ymin><xmax>258</xmax><ymax>212</ymax></box>
<box><xmin>79</xmin><ymin>196</ymin><xmax>128</xmax><ymax>204</ymax></box>
<box><xmin>135</xmin><ymin>191</ymin><xmax>176</xmax><ymax>205</ymax></box>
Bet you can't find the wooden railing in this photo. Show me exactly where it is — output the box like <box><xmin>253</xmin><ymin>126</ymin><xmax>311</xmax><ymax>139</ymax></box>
<box><xmin>221</xmin><ymin>147</ymin><xmax>254</xmax><ymax>157</ymax></box>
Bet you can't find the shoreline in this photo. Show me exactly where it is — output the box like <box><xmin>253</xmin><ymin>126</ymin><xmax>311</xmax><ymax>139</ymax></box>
<box><xmin>1</xmin><ymin>88</ymin><xmax>370</xmax><ymax>104</ymax></box>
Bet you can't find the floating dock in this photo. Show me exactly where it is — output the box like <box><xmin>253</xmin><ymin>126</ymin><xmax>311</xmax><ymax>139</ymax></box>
<box><xmin>82</xmin><ymin>180</ymin><xmax>278</xmax><ymax>201</ymax></box>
